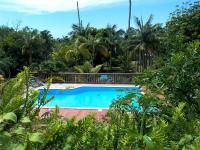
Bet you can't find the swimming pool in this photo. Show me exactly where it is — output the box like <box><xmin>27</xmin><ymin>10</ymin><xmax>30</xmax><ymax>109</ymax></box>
<box><xmin>40</xmin><ymin>86</ymin><xmax>140</xmax><ymax>109</ymax></box>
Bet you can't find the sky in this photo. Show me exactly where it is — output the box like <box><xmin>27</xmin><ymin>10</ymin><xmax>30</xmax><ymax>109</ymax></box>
<box><xmin>0</xmin><ymin>0</ymin><xmax>187</xmax><ymax>38</ymax></box>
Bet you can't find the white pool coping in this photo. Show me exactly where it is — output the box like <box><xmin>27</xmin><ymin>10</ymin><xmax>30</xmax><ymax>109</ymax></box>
<box><xmin>36</xmin><ymin>83</ymin><xmax>139</xmax><ymax>90</ymax></box>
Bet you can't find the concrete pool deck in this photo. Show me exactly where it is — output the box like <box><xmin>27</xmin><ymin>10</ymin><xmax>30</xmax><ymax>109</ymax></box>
<box><xmin>38</xmin><ymin>84</ymin><xmax>138</xmax><ymax>119</ymax></box>
<box><xmin>40</xmin><ymin>108</ymin><xmax>109</xmax><ymax>120</ymax></box>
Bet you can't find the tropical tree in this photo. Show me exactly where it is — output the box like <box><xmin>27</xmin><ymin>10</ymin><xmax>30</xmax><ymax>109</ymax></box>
<box><xmin>164</xmin><ymin>0</ymin><xmax>200</xmax><ymax>56</ymax></box>
<box><xmin>76</xmin><ymin>34</ymin><xmax>109</xmax><ymax>66</ymax></box>
<box><xmin>131</xmin><ymin>15</ymin><xmax>162</xmax><ymax>69</ymax></box>
<box><xmin>0</xmin><ymin>26</ymin><xmax>14</xmax><ymax>40</ymax></box>
<box><xmin>0</xmin><ymin>57</ymin><xmax>12</xmax><ymax>77</ymax></box>
<box><xmin>69</xmin><ymin>23</ymin><xmax>91</xmax><ymax>40</ymax></box>
<box><xmin>98</xmin><ymin>25</ymin><xmax>122</xmax><ymax>70</ymax></box>
<box><xmin>116</xmin><ymin>27</ymin><xmax>138</xmax><ymax>72</ymax></box>
<box><xmin>21</xmin><ymin>28</ymin><xmax>44</xmax><ymax>65</ymax></box>
<box><xmin>40</xmin><ymin>30</ymin><xmax>54</xmax><ymax>60</ymax></box>
<box><xmin>0</xmin><ymin>26</ymin><xmax>56</xmax><ymax>76</ymax></box>
<box><xmin>0</xmin><ymin>28</ymin><xmax>25</xmax><ymax>75</ymax></box>
<box><xmin>133</xmin><ymin>15</ymin><xmax>160</xmax><ymax>54</ymax></box>
<box><xmin>52</xmin><ymin>43</ymin><xmax>80</xmax><ymax>68</ymax></box>
<box><xmin>0</xmin><ymin>49</ymin><xmax>12</xmax><ymax>77</ymax></box>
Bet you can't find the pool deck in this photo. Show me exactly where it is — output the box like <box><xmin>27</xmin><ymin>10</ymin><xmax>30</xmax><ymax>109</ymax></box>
<box><xmin>38</xmin><ymin>84</ymin><xmax>137</xmax><ymax>119</ymax></box>
<box><xmin>40</xmin><ymin>108</ymin><xmax>109</xmax><ymax>120</ymax></box>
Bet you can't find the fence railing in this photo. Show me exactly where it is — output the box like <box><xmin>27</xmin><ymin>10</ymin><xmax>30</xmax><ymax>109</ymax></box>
<box><xmin>36</xmin><ymin>73</ymin><xmax>142</xmax><ymax>84</ymax></box>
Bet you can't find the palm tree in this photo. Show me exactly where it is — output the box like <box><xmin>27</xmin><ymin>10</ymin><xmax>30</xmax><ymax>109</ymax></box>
<box><xmin>133</xmin><ymin>15</ymin><xmax>160</xmax><ymax>68</ymax></box>
<box><xmin>40</xmin><ymin>30</ymin><xmax>53</xmax><ymax>60</ymax></box>
<box><xmin>52</xmin><ymin>44</ymin><xmax>80</xmax><ymax>67</ymax></box>
<box><xmin>76</xmin><ymin>34</ymin><xmax>109</xmax><ymax>66</ymax></box>
<box><xmin>69</xmin><ymin>23</ymin><xmax>90</xmax><ymax>40</ymax></box>
<box><xmin>21</xmin><ymin>28</ymin><xmax>43</xmax><ymax>65</ymax></box>
<box><xmin>116</xmin><ymin>27</ymin><xmax>138</xmax><ymax>72</ymax></box>
<box><xmin>101</xmin><ymin>25</ymin><xmax>121</xmax><ymax>70</ymax></box>
<box><xmin>134</xmin><ymin>15</ymin><xmax>159</xmax><ymax>54</ymax></box>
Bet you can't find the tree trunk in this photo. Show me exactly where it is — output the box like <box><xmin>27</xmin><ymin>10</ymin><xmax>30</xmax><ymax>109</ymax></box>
<box><xmin>128</xmin><ymin>0</ymin><xmax>132</xmax><ymax>30</ymax></box>
<box><xmin>77</xmin><ymin>1</ymin><xmax>81</xmax><ymax>28</ymax></box>
<box><xmin>92</xmin><ymin>45</ymin><xmax>95</xmax><ymax>66</ymax></box>
<box><xmin>28</xmin><ymin>50</ymin><xmax>32</xmax><ymax>65</ymax></box>
<box><xmin>109</xmin><ymin>50</ymin><xmax>112</xmax><ymax>71</ymax></box>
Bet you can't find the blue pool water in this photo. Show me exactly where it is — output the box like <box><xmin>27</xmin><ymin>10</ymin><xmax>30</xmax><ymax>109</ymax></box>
<box><xmin>40</xmin><ymin>86</ymin><xmax>140</xmax><ymax>109</ymax></box>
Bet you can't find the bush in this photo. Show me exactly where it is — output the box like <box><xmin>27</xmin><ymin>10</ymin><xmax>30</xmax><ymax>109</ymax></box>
<box><xmin>39</xmin><ymin>60</ymin><xmax>67</xmax><ymax>73</ymax></box>
<box><xmin>136</xmin><ymin>42</ymin><xmax>200</xmax><ymax>115</ymax></box>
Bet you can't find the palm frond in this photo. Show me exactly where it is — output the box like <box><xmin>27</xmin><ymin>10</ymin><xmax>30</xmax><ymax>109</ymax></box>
<box><xmin>134</xmin><ymin>16</ymin><xmax>144</xmax><ymax>32</ymax></box>
<box><xmin>91</xmin><ymin>64</ymin><xmax>102</xmax><ymax>73</ymax></box>
<box><xmin>146</xmin><ymin>14</ymin><xmax>154</xmax><ymax>26</ymax></box>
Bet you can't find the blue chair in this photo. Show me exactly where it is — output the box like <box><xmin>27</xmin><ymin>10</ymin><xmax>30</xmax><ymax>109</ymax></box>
<box><xmin>100</xmin><ymin>75</ymin><xmax>108</xmax><ymax>81</ymax></box>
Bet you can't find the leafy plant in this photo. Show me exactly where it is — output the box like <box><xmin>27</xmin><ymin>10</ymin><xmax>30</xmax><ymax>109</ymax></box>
<box><xmin>0</xmin><ymin>67</ymin><xmax>53</xmax><ymax>149</ymax></box>
<box><xmin>74</xmin><ymin>61</ymin><xmax>102</xmax><ymax>73</ymax></box>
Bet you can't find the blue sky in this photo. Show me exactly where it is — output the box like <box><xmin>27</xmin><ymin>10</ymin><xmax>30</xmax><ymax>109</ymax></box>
<box><xmin>0</xmin><ymin>0</ymin><xmax>187</xmax><ymax>38</ymax></box>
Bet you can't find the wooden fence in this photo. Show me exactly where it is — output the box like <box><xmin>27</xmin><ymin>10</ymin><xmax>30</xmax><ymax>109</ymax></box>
<box><xmin>36</xmin><ymin>73</ymin><xmax>142</xmax><ymax>84</ymax></box>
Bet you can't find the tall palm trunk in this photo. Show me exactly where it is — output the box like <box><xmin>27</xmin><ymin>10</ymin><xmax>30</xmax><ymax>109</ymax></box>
<box><xmin>77</xmin><ymin>1</ymin><xmax>81</xmax><ymax>28</ymax></box>
<box><xmin>128</xmin><ymin>0</ymin><xmax>132</xmax><ymax>30</ymax></box>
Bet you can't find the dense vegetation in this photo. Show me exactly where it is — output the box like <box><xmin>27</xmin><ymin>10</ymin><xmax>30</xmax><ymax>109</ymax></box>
<box><xmin>1</xmin><ymin>1</ymin><xmax>199</xmax><ymax>78</ymax></box>
<box><xmin>0</xmin><ymin>0</ymin><xmax>200</xmax><ymax>149</ymax></box>
<box><xmin>0</xmin><ymin>10</ymin><xmax>164</xmax><ymax>76</ymax></box>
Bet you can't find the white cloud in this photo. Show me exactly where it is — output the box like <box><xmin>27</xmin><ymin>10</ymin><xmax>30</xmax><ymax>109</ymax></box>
<box><xmin>0</xmin><ymin>0</ymin><xmax>127</xmax><ymax>14</ymax></box>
